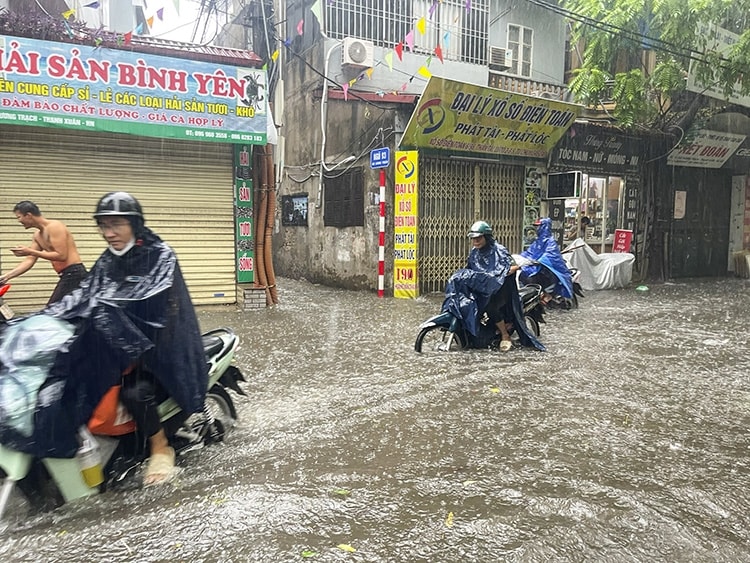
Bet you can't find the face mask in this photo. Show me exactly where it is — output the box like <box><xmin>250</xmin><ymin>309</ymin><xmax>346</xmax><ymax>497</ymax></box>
<box><xmin>108</xmin><ymin>237</ymin><xmax>136</xmax><ymax>256</ymax></box>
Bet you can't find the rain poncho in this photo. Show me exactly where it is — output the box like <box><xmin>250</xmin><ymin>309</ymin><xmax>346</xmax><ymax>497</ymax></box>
<box><xmin>520</xmin><ymin>217</ymin><xmax>573</xmax><ymax>299</ymax></box>
<box><xmin>0</xmin><ymin>227</ymin><xmax>208</xmax><ymax>458</ymax></box>
<box><xmin>441</xmin><ymin>238</ymin><xmax>544</xmax><ymax>350</ymax></box>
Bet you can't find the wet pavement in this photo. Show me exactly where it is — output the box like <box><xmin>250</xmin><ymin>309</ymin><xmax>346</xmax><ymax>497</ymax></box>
<box><xmin>2</xmin><ymin>276</ymin><xmax>750</xmax><ymax>562</ymax></box>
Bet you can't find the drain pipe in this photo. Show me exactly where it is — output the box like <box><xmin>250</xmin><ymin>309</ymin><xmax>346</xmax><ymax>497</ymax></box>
<box><xmin>316</xmin><ymin>41</ymin><xmax>341</xmax><ymax>209</ymax></box>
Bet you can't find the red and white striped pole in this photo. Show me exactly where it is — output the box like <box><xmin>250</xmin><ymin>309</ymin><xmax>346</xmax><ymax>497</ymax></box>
<box><xmin>378</xmin><ymin>168</ymin><xmax>386</xmax><ymax>297</ymax></box>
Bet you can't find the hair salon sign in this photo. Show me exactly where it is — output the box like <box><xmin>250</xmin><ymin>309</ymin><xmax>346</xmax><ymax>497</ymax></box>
<box><xmin>0</xmin><ymin>34</ymin><xmax>267</xmax><ymax>144</ymax></box>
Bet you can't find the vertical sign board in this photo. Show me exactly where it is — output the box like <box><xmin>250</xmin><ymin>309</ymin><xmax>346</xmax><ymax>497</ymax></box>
<box><xmin>394</xmin><ymin>151</ymin><xmax>419</xmax><ymax>298</ymax></box>
<box><xmin>612</xmin><ymin>229</ymin><xmax>633</xmax><ymax>253</ymax></box>
<box><xmin>234</xmin><ymin>144</ymin><xmax>254</xmax><ymax>283</ymax></box>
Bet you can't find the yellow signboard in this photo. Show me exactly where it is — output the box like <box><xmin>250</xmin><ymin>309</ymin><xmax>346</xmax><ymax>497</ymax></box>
<box><xmin>394</xmin><ymin>151</ymin><xmax>419</xmax><ymax>299</ymax></box>
<box><xmin>401</xmin><ymin>77</ymin><xmax>581</xmax><ymax>158</ymax></box>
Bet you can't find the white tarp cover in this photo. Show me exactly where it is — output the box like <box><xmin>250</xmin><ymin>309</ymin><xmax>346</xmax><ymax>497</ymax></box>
<box><xmin>563</xmin><ymin>239</ymin><xmax>635</xmax><ymax>290</ymax></box>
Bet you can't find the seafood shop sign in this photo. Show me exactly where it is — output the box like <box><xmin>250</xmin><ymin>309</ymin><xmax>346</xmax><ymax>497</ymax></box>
<box><xmin>0</xmin><ymin>34</ymin><xmax>267</xmax><ymax>144</ymax></box>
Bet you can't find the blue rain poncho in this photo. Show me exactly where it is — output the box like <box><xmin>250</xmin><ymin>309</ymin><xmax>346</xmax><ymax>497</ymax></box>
<box><xmin>520</xmin><ymin>217</ymin><xmax>573</xmax><ymax>299</ymax></box>
<box><xmin>441</xmin><ymin>238</ymin><xmax>544</xmax><ymax>350</ymax></box>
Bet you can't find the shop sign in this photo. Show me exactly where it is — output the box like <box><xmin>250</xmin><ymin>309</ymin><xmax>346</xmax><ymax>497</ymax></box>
<box><xmin>0</xmin><ymin>34</ymin><xmax>267</xmax><ymax>144</ymax></box>
<box><xmin>613</xmin><ymin>229</ymin><xmax>633</xmax><ymax>253</ymax></box>
<box><xmin>393</xmin><ymin>150</ymin><xmax>419</xmax><ymax>299</ymax></box>
<box><xmin>550</xmin><ymin>124</ymin><xmax>644</xmax><ymax>174</ymax></box>
<box><xmin>401</xmin><ymin>77</ymin><xmax>580</xmax><ymax>158</ymax></box>
<box><xmin>666</xmin><ymin>129</ymin><xmax>745</xmax><ymax>168</ymax></box>
<box><xmin>234</xmin><ymin>145</ymin><xmax>254</xmax><ymax>283</ymax></box>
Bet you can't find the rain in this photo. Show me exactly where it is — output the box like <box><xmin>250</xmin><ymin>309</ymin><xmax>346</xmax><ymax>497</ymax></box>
<box><xmin>2</xmin><ymin>276</ymin><xmax>750</xmax><ymax>561</ymax></box>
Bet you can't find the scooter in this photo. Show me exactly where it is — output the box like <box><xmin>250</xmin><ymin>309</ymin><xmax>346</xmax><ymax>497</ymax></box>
<box><xmin>415</xmin><ymin>273</ymin><xmax>545</xmax><ymax>353</ymax></box>
<box><xmin>0</xmin><ymin>324</ymin><xmax>245</xmax><ymax>520</ymax></box>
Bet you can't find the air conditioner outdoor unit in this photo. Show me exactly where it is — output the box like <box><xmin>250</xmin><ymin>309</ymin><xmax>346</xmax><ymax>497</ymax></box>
<box><xmin>342</xmin><ymin>37</ymin><xmax>374</xmax><ymax>69</ymax></box>
<box><xmin>488</xmin><ymin>46</ymin><xmax>513</xmax><ymax>71</ymax></box>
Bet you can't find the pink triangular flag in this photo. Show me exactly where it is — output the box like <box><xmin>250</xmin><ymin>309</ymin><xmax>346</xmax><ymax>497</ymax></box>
<box><xmin>297</xmin><ymin>19</ymin><xmax>304</xmax><ymax>35</ymax></box>
<box><xmin>342</xmin><ymin>83</ymin><xmax>349</xmax><ymax>101</ymax></box>
<box><xmin>405</xmin><ymin>30</ymin><xmax>414</xmax><ymax>51</ymax></box>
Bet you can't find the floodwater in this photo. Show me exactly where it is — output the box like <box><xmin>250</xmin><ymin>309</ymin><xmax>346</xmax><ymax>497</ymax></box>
<box><xmin>2</xmin><ymin>277</ymin><xmax>750</xmax><ymax>562</ymax></box>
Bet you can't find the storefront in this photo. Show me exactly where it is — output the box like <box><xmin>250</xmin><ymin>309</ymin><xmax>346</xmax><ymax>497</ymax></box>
<box><xmin>547</xmin><ymin>123</ymin><xmax>644</xmax><ymax>254</ymax></box>
<box><xmin>398</xmin><ymin>77</ymin><xmax>581</xmax><ymax>295</ymax></box>
<box><xmin>0</xmin><ymin>34</ymin><xmax>266</xmax><ymax>311</ymax></box>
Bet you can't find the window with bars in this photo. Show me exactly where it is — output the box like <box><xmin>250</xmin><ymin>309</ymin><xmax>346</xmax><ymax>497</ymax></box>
<box><xmin>324</xmin><ymin>168</ymin><xmax>365</xmax><ymax>227</ymax></box>
<box><xmin>325</xmin><ymin>0</ymin><xmax>489</xmax><ymax>65</ymax></box>
<box><xmin>507</xmin><ymin>24</ymin><xmax>533</xmax><ymax>78</ymax></box>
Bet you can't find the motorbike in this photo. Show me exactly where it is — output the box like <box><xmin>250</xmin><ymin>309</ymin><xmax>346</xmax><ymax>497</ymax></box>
<box><xmin>415</xmin><ymin>272</ymin><xmax>545</xmax><ymax>353</ymax></box>
<box><xmin>514</xmin><ymin>254</ymin><xmax>584</xmax><ymax>310</ymax></box>
<box><xmin>0</xmin><ymin>320</ymin><xmax>246</xmax><ymax>520</ymax></box>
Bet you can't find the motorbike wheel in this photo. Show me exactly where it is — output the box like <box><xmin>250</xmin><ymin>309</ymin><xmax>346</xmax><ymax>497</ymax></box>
<box><xmin>182</xmin><ymin>385</ymin><xmax>236</xmax><ymax>446</ymax></box>
<box><xmin>524</xmin><ymin>315</ymin><xmax>540</xmax><ymax>337</ymax></box>
<box><xmin>415</xmin><ymin>326</ymin><xmax>464</xmax><ymax>353</ymax></box>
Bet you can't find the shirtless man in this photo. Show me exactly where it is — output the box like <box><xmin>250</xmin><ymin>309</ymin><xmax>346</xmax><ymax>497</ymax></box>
<box><xmin>0</xmin><ymin>201</ymin><xmax>87</xmax><ymax>304</ymax></box>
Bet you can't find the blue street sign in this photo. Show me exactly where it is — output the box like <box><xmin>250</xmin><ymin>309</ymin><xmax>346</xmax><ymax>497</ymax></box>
<box><xmin>370</xmin><ymin>147</ymin><xmax>391</xmax><ymax>169</ymax></box>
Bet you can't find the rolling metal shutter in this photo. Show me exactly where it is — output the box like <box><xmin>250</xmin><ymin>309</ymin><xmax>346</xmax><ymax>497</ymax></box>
<box><xmin>0</xmin><ymin>125</ymin><xmax>235</xmax><ymax>313</ymax></box>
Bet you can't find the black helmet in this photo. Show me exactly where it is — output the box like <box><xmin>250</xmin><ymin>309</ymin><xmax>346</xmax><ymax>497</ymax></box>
<box><xmin>93</xmin><ymin>191</ymin><xmax>143</xmax><ymax>219</ymax></box>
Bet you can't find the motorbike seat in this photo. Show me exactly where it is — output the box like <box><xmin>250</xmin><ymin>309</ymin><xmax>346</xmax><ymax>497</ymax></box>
<box><xmin>202</xmin><ymin>334</ymin><xmax>224</xmax><ymax>357</ymax></box>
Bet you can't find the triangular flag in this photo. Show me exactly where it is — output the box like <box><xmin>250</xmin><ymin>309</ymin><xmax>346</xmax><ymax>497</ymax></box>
<box><xmin>83</xmin><ymin>2</ymin><xmax>100</xmax><ymax>8</ymax></box>
<box><xmin>400</xmin><ymin>82</ymin><xmax>408</xmax><ymax>91</ymax></box>
<box><xmin>416</xmin><ymin>17</ymin><xmax>426</xmax><ymax>35</ymax></box>
<box><xmin>124</xmin><ymin>31</ymin><xmax>132</xmax><ymax>45</ymax></box>
<box><xmin>465</xmin><ymin>0</ymin><xmax>472</xmax><ymax>12</ymax></box>
<box><xmin>342</xmin><ymin>83</ymin><xmax>349</xmax><ymax>101</ymax></box>
<box><xmin>429</xmin><ymin>1</ymin><xmax>438</xmax><ymax>18</ymax></box>
<box><xmin>366</xmin><ymin>68</ymin><xmax>374</xmax><ymax>79</ymax></box>
<box><xmin>425</xmin><ymin>55</ymin><xmax>433</xmax><ymax>67</ymax></box>
<box><xmin>297</xmin><ymin>19</ymin><xmax>304</xmax><ymax>35</ymax></box>
<box><xmin>156</xmin><ymin>8</ymin><xmax>164</xmax><ymax>20</ymax></box>
<box><xmin>310</xmin><ymin>0</ymin><xmax>322</xmax><ymax>26</ymax></box>
<box><xmin>444</xmin><ymin>31</ymin><xmax>451</xmax><ymax>47</ymax></box>
<box><xmin>385</xmin><ymin>51</ymin><xmax>393</xmax><ymax>71</ymax></box>
<box><xmin>434</xmin><ymin>44</ymin><xmax>444</xmax><ymax>63</ymax></box>
<box><xmin>405</xmin><ymin>30</ymin><xmax>414</xmax><ymax>51</ymax></box>
<box><xmin>146</xmin><ymin>16</ymin><xmax>154</xmax><ymax>28</ymax></box>
<box><xmin>172</xmin><ymin>0</ymin><xmax>180</xmax><ymax>15</ymax></box>
<box><xmin>135</xmin><ymin>23</ymin><xmax>144</xmax><ymax>34</ymax></box>
<box><xmin>62</xmin><ymin>9</ymin><xmax>75</xmax><ymax>19</ymax></box>
<box><xmin>418</xmin><ymin>66</ymin><xmax>432</xmax><ymax>79</ymax></box>
<box><xmin>349</xmin><ymin>77</ymin><xmax>357</xmax><ymax>86</ymax></box>
<box><xmin>395</xmin><ymin>42</ymin><xmax>403</xmax><ymax>61</ymax></box>
<box><xmin>271</xmin><ymin>49</ymin><xmax>280</xmax><ymax>61</ymax></box>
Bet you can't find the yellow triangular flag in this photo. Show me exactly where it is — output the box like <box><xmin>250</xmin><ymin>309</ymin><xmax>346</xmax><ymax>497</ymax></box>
<box><xmin>147</xmin><ymin>16</ymin><xmax>154</xmax><ymax>28</ymax></box>
<box><xmin>366</xmin><ymin>68</ymin><xmax>374</xmax><ymax>79</ymax></box>
<box><xmin>349</xmin><ymin>78</ymin><xmax>357</xmax><ymax>86</ymax></box>
<box><xmin>416</xmin><ymin>17</ymin><xmax>426</xmax><ymax>35</ymax></box>
<box><xmin>271</xmin><ymin>49</ymin><xmax>280</xmax><ymax>62</ymax></box>
<box><xmin>62</xmin><ymin>9</ymin><xmax>75</xmax><ymax>18</ymax></box>
<box><xmin>417</xmin><ymin>66</ymin><xmax>432</xmax><ymax>79</ymax></box>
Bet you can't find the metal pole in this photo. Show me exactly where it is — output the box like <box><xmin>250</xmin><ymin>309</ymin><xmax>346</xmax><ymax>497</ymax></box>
<box><xmin>378</xmin><ymin>168</ymin><xmax>386</xmax><ymax>297</ymax></box>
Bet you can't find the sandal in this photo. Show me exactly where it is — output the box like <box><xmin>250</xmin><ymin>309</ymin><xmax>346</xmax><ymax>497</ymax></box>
<box><xmin>500</xmin><ymin>340</ymin><xmax>512</xmax><ymax>352</ymax></box>
<box><xmin>143</xmin><ymin>447</ymin><xmax>176</xmax><ymax>486</ymax></box>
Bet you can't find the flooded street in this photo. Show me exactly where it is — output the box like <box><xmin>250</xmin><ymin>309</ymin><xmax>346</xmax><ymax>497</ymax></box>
<box><xmin>2</xmin><ymin>277</ymin><xmax>750</xmax><ymax>562</ymax></box>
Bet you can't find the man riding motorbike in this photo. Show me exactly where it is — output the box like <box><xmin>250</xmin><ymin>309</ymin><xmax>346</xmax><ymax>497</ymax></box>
<box><xmin>0</xmin><ymin>192</ymin><xmax>208</xmax><ymax>487</ymax></box>
<box><xmin>441</xmin><ymin>220</ymin><xmax>545</xmax><ymax>352</ymax></box>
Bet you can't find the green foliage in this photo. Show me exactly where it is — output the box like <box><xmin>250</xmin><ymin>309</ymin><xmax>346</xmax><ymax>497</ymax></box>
<box><xmin>562</xmin><ymin>0</ymin><xmax>750</xmax><ymax>129</ymax></box>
